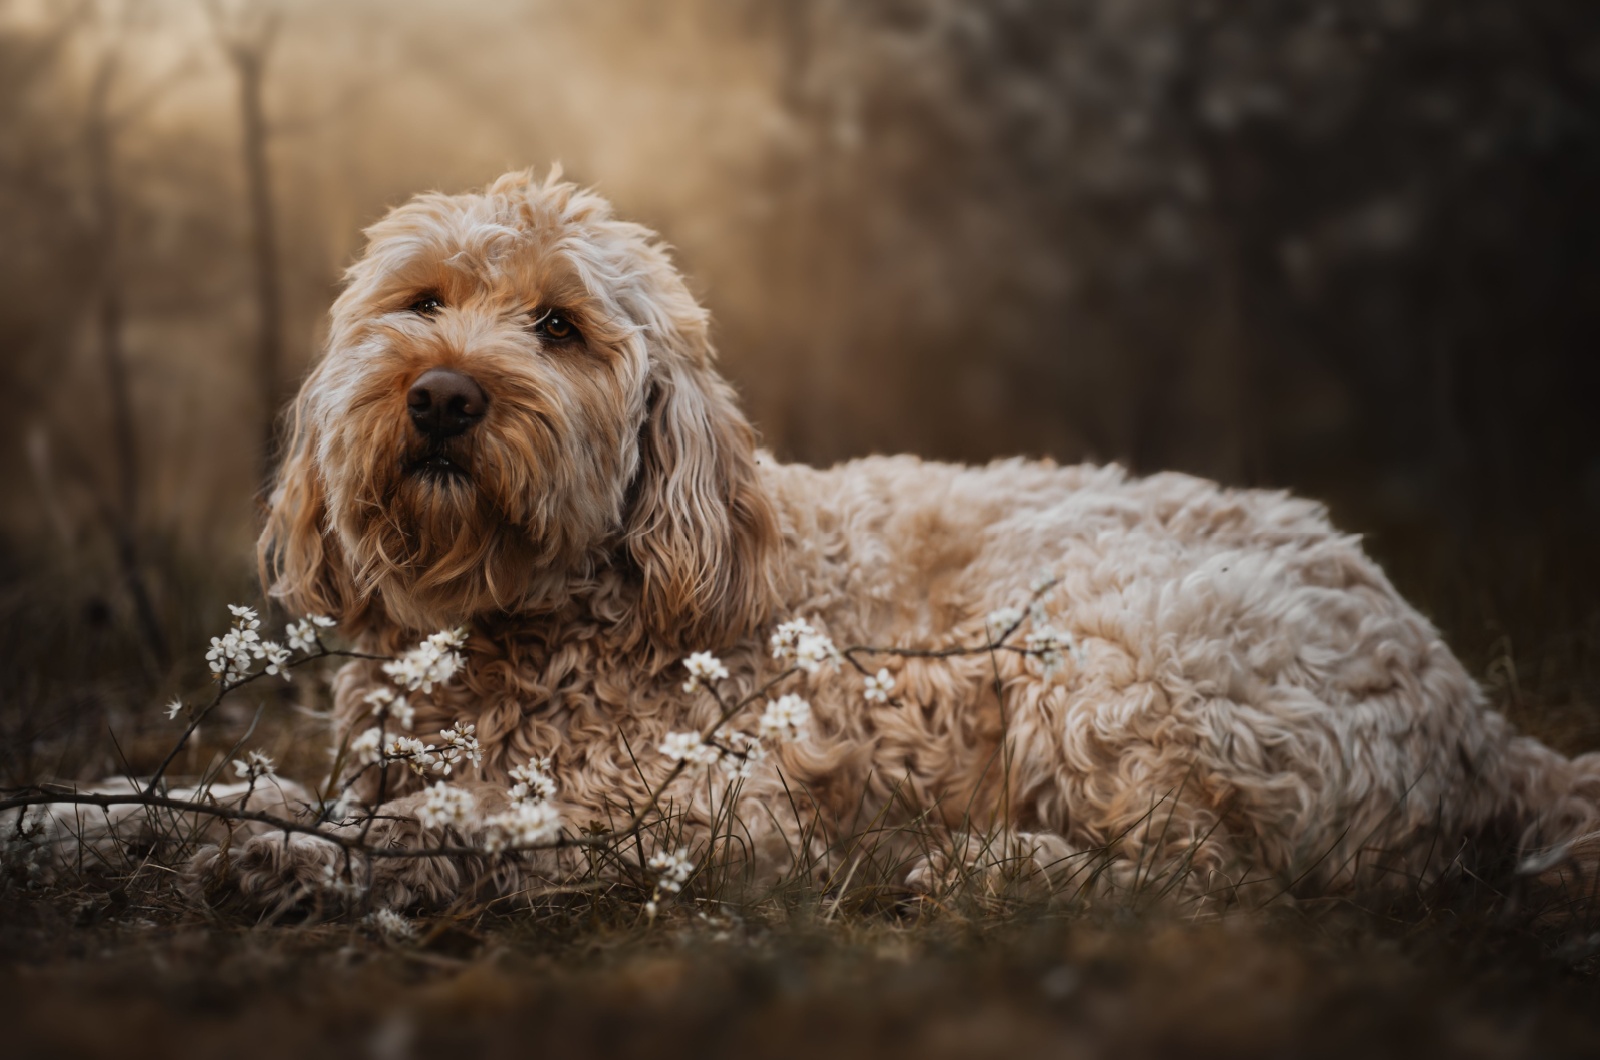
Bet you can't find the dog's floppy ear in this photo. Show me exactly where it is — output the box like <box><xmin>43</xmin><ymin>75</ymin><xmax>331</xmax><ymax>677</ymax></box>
<box><xmin>257</xmin><ymin>375</ymin><xmax>363</xmax><ymax>627</ymax></box>
<box><xmin>623</xmin><ymin>333</ymin><xmax>779</xmax><ymax>650</ymax></box>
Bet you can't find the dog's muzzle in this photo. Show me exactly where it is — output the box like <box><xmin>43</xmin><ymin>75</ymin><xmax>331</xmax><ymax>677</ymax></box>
<box><xmin>403</xmin><ymin>368</ymin><xmax>486</xmax><ymax>480</ymax></box>
<box><xmin>407</xmin><ymin>368</ymin><xmax>487</xmax><ymax>441</ymax></box>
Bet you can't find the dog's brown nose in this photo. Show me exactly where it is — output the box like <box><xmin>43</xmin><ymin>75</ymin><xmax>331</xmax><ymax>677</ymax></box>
<box><xmin>407</xmin><ymin>368</ymin><xmax>487</xmax><ymax>440</ymax></box>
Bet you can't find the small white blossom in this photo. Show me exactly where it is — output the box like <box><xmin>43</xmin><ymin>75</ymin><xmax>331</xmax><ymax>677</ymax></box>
<box><xmin>681</xmin><ymin>651</ymin><xmax>730</xmax><ymax>693</ymax></box>
<box><xmin>1029</xmin><ymin>570</ymin><xmax>1058</xmax><ymax>594</ymax></box>
<box><xmin>205</xmin><ymin>631</ymin><xmax>251</xmax><ymax>680</ymax></box>
<box><xmin>231</xmin><ymin>749</ymin><xmax>277</xmax><ymax>781</ymax></box>
<box><xmin>437</xmin><ymin>721</ymin><xmax>483</xmax><ymax>771</ymax></box>
<box><xmin>482</xmin><ymin>800</ymin><xmax>563</xmax><ymax>852</ymax></box>
<box><xmin>714</xmin><ymin>729</ymin><xmax>766</xmax><ymax>780</ymax></box>
<box><xmin>348</xmin><ymin>726</ymin><xmax>383</xmax><ymax>766</ymax></box>
<box><xmin>1024</xmin><ymin>626</ymin><xmax>1080</xmax><ymax>676</ymax></box>
<box><xmin>260</xmin><ymin>641</ymin><xmax>292</xmax><ymax>680</ymax></box>
<box><xmin>206</xmin><ymin>605</ymin><xmax>267</xmax><ymax>682</ymax></box>
<box><xmin>795</xmin><ymin>633</ymin><xmax>839</xmax><ymax>673</ymax></box>
<box><xmin>384</xmin><ymin>734</ymin><xmax>444</xmax><ymax>776</ymax></box>
<box><xmin>659</xmin><ymin>730</ymin><xmax>721</xmax><ymax>765</ymax></box>
<box><xmin>382</xmin><ymin>628</ymin><xmax>468</xmax><ymax>693</ymax></box>
<box><xmin>986</xmin><ymin>607</ymin><xmax>1024</xmax><ymax>639</ymax></box>
<box><xmin>417</xmin><ymin>781</ymin><xmax>477</xmax><ymax>830</ymax></box>
<box><xmin>285</xmin><ymin>619</ymin><xmax>315</xmax><ymax>655</ymax></box>
<box><xmin>285</xmin><ymin>615</ymin><xmax>334</xmax><ymax>653</ymax></box>
<box><xmin>363</xmin><ymin>687</ymin><xmax>414</xmax><ymax>730</ymax></box>
<box><xmin>759</xmin><ymin>694</ymin><xmax>812</xmax><ymax>743</ymax></box>
<box><xmin>366</xmin><ymin>907</ymin><xmax>416</xmax><ymax>941</ymax></box>
<box><xmin>863</xmin><ymin>668</ymin><xmax>896</xmax><ymax>704</ymax></box>
<box><xmin>508</xmin><ymin>757</ymin><xmax>558</xmax><ymax>803</ymax></box>
<box><xmin>769</xmin><ymin>618</ymin><xmax>840</xmax><ymax>673</ymax></box>
<box><xmin>770</xmin><ymin>618</ymin><xmax>813</xmax><ymax>653</ymax></box>
<box><xmin>165</xmin><ymin>698</ymin><xmax>183</xmax><ymax>720</ymax></box>
<box><xmin>648</xmin><ymin>846</ymin><xmax>695</xmax><ymax>893</ymax></box>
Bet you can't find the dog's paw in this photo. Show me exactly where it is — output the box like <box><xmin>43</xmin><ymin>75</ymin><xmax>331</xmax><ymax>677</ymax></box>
<box><xmin>186</xmin><ymin>831</ymin><xmax>355</xmax><ymax>915</ymax></box>
<box><xmin>904</xmin><ymin>848</ymin><xmax>959</xmax><ymax>895</ymax></box>
<box><xmin>904</xmin><ymin>832</ymin><xmax>1082</xmax><ymax>898</ymax></box>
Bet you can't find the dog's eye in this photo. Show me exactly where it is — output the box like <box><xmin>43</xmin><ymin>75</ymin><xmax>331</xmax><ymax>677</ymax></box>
<box><xmin>408</xmin><ymin>294</ymin><xmax>444</xmax><ymax>316</ymax></box>
<box><xmin>533</xmin><ymin>310</ymin><xmax>577</xmax><ymax>341</ymax></box>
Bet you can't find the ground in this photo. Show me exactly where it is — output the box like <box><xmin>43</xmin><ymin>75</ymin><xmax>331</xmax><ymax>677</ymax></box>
<box><xmin>6</xmin><ymin>894</ymin><xmax>1600</xmax><ymax>1059</ymax></box>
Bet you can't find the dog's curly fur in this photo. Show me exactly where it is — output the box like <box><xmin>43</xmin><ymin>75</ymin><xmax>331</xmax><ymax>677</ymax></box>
<box><xmin>192</xmin><ymin>168</ymin><xmax>1600</xmax><ymax>911</ymax></box>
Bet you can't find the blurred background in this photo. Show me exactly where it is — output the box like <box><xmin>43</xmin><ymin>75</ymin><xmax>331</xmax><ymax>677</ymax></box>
<box><xmin>2</xmin><ymin>0</ymin><xmax>1597</xmax><ymax>782</ymax></box>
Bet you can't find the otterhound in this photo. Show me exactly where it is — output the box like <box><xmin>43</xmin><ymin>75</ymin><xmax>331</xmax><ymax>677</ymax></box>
<box><xmin>134</xmin><ymin>171</ymin><xmax>1600</xmax><ymax>909</ymax></box>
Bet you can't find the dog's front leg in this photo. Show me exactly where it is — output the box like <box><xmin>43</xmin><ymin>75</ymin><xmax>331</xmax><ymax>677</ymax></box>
<box><xmin>185</xmin><ymin>782</ymin><xmax>575</xmax><ymax>915</ymax></box>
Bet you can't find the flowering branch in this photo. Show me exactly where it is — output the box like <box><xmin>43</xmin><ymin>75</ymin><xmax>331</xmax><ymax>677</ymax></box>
<box><xmin>145</xmin><ymin>609</ymin><xmax>384</xmax><ymax>797</ymax></box>
<box><xmin>3</xmin><ymin>577</ymin><xmax>1087</xmax><ymax>914</ymax></box>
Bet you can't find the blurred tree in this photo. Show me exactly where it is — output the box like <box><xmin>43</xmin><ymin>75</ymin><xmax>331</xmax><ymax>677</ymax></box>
<box><xmin>208</xmin><ymin>0</ymin><xmax>284</xmax><ymax>487</ymax></box>
<box><xmin>703</xmin><ymin>0</ymin><xmax>1598</xmax><ymax>526</ymax></box>
<box><xmin>75</xmin><ymin>0</ymin><xmax>202</xmax><ymax>674</ymax></box>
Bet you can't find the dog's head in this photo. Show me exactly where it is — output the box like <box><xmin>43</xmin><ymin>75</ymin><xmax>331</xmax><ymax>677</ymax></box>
<box><xmin>260</xmin><ymin>169</ymin><xmax>778</xmax><ymax>646</ymax></box>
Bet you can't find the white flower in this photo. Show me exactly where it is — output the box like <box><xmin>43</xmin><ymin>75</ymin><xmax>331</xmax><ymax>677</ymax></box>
<box><xmin>796</xmin><ymin>633</ymin><xmax>840</xmax><ymax>673</ymax></box>
<box><xmin>205</xmin><ymin>633</ymin><xmax>247</xmax><ymax>680</ymax></box>
<box><xmin>382</xmin><ymin>628</ymin><xmax>468</xmax><ymax>693</ymax></box>
<box><xmin>681</xmin><ymin>651</ymin><xmax>730</xmax><ymax>693</ymax></box>
<box><xmin>659</xmin><ymin>730</ymin><xmax>721</xmax><ymax>765</ymax></box>
<box><xmin>366</xmin><ymin>908</ymin><xmax>416</xmax><ymax>941</ymax></box>
<box><xmin>770</xmin><ymin>618</ymin><xmax>839</xmax><ymax>673</ymax></box>
<box><xmin>1024</xmin><ymin>626</ymin><xmax>1080</xmax><ymax>675</ymax></box>
<box><xmin>348</xmin><ymin>726</ymin><xmax>383</xmax><ymax>766</ymax></box>
<box><xmin>231</xmin><ymin>749</ymin><xmax>277</xmax><ymax>781</ymax></box>
<box><xmin>1029</xmin><ymin>570</ymin><xmax>1058</xmax><ymax>594</ymax></box>
<box><xmin>863</xmin><ymin>668</ymin><xmax>895</xmax><ymax>704</ymax></box>
<box><xmin>285</xmin><ymin>615</ymin><xmax>334</xmax><ymax>654</ymax></box>
<box><xmin>384</xmin><ymin>734</ymin><xmax>444</xmax><ymax>776</ymax></box>
<box><xmin>508</xmin><ymin>757</ymin><xmax>558</xmax><ymax>803</ymax></box>
<box><xmin>770</xmin><ymin>617</ymin><xmax>813</xmax><ymax>655</ymax></box>
<box><xmin>758</xmin><ymin>694</ymin><xmax>811</xmax><ymax>742</ymax></box>
<box><xmin>417</xmin><ymin>781</ymin><xmax>477</xmax><ymax>831</ymax></box>
<box><xmin>482</xmin><ymin>800</ymin><xmax>563</xmax><ymax>852</ymax></box>
<box><xmin>260</xmin><ymin>640</ymin><xmax>292</xmax><ymax>680</ymax></box>
<box><xmin>285</xmin><ymin>619</ymin><xmax>315</xmax><ymax>654</ymax></box>
<box><xmin>648</xmin><ymin>846</ymin><xmax>695</xmax><ymax>893</ymax></box>
<box><xmin>363</xmin><ymin>687</ymin><xmax>414</xmax><ymax>730</ymax></box>
<box><xmin>165</xmin><ymin>698</ymin><xmax>183</xmax><ymax>720</ymax></box>
<box><xmin>714</xmin><ymin>729</ymin><xmax>766</xmax><ymax>780</ymax></box>
<box><xmin>206</xmin><ymin>605</ymin><xmax>267</xmax><ymax>682</ymax></box>
<box><xmin>437</xmin><ymin>720</ymin><xmax>482</xmax><ymax>770</ymax></box>
<box><xmin>986</xmin><ymin>607</ymin><xmax>1024</xmax><ymax>639</ymax></box>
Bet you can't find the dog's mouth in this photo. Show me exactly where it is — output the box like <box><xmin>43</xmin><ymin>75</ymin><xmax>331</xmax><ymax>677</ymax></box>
<box><xmin>403</xmin><ymin>449</ymin><xmax>471</xmax><ymax>482</ymax></box>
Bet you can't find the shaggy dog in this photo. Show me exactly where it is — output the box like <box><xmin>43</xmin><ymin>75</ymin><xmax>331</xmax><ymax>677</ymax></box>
<box><xmin>55</xmin><ymin>168</ymin><xmax>1600</xmax><ymax>912</ymax></box>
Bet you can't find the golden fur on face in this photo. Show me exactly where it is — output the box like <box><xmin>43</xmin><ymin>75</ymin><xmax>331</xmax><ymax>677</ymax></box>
<box><xmin>260</xmin><ymin>169</ymin><xmax>777</xmax><ymax>645</ymax></box>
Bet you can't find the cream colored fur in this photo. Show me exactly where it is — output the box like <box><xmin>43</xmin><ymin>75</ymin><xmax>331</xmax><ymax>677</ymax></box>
<box><xmin>183</xmin><ymin>169</ymin><xmax>1600</xmax><ymax>911</ymax></box>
